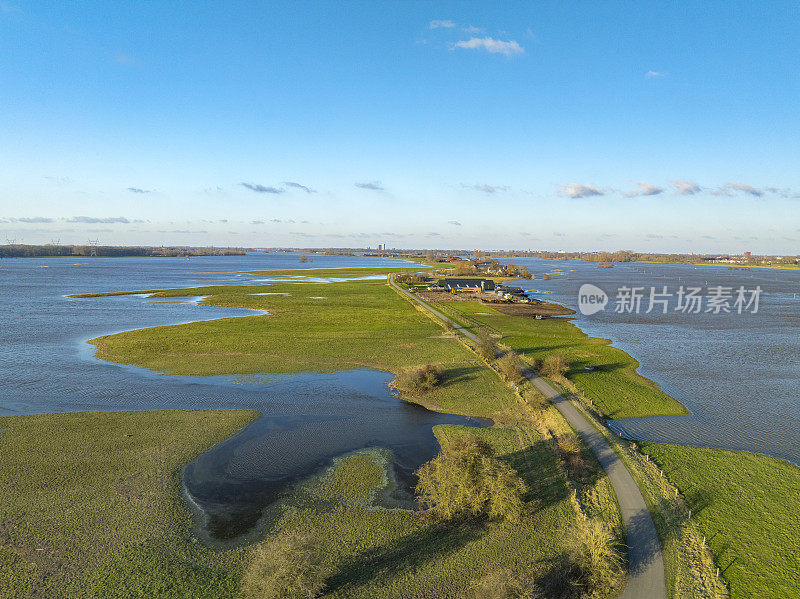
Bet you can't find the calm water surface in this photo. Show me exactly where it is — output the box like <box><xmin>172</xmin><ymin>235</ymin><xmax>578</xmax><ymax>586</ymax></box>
<box><xmin>500</xmin><ymin>258</ymin><xmax>800</xmax><ymax>465</ymax></box>
<box><xmin>0</xmin><ymin>253</ymin><xmax>477</xmax><ymax>541</ymax></box>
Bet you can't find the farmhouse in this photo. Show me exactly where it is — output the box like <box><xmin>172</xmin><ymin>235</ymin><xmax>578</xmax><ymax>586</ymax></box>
<box><xmin>436</xmin><ymin>278</ymin><xmax>495</xmax><ymax>292</ymax></box>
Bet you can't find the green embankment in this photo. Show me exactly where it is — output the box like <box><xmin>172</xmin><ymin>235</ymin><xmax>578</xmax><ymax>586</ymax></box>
<box><xmin>436</xmin><ymin>300</ymin><xmax>687</xmax><ymax>418</ymax></box>
<box><xmin>0</xmin><ymin>410</ymin><xmax>258</xmax><ymax>599</ymax></box>
<box><xmin>641</xmin><ymin>444</ymin><xmax>800</xmax><ymax>599</ymax></box>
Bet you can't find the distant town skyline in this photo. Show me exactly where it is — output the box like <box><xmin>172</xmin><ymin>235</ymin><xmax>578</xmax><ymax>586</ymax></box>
<box><xmin>1</xmin><ymin>1</ymin><xmax>798</xmax><ymax>253</ymax></box>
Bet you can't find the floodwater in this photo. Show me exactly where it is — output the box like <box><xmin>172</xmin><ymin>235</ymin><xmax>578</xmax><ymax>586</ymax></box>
<box><xmin>0</xmin><ymin>252</ymin><xmax>477</xmax><ymax>541</ymax></box>
<box><xmin>499</xmin><ymin>258</ymin><xmax>800</xmax><ymax>465</ymax></box>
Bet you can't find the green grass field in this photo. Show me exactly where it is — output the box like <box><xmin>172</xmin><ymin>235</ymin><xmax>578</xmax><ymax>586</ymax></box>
<box><xmin>641</xmin><ymin>444</ymin><xmax>800</xmax><ymax>599</ymax></box>
<box><xmin>80</xmin><ymin>279</ymin><xmax>526</xmax><ymax>421</ymax></box>
<box><xmin>0</xmin><ymin>409</ymin><xmax>604</xmax><ymax>598</ymax></box>
<box><xmin>0</xmin><ymin>410</ymin><xmax>258</xmax><ymax>599</ymax></box>
<box><xmin>433</xmin><ymin>300</ymin><xmax>687</xmax><ymax>418</ymax></box>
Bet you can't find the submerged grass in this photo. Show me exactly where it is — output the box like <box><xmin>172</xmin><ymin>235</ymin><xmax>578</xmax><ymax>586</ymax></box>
<box><xmin>0</xmin><ymin>409</ymin><xmax>258</xmax><ymax>599</ymax></box>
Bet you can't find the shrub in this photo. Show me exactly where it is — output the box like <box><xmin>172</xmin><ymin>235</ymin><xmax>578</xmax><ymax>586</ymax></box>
<box><xmin>241</xmin><ymin>531</ymin><xmax>327</xmax><ymax>599</ymax></box>
<box><xmin>416</xmin><ymin>437</ymin><xmax>528</xmax><ymax>522</ymax></box>
<box><xmin>540</xmin><ymin>519</ymin><xmax>623</xmax><ymax>598</ymax></box>
<box><xmin>476</xmin><ymin>336</ymin><xmax>498</xmax><ymax>361</ymax></box>
<box><xmin>539</xmin><ymin>354</ymin><xmax>570</xmax><ymax>378</ymax></box>
<box><xmin>496</xmin><ymin>351</ymin><xmax>525</xmax><ymax>383</ymax></box>
<box><xmin>556</xmin><ymin>435</ymin><xmax>589</xmax><ymax>480</ymax></box>
<box><xmin>393</xmin><ymin>364</ymin><xmax>444</xmax><ymax>396</ymax></box>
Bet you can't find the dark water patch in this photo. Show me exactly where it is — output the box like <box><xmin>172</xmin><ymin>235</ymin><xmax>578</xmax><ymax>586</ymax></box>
<box><xmin>178</xmin><ymin>369</ymin><xmax>482</xmax><ymax>543</ymax></box>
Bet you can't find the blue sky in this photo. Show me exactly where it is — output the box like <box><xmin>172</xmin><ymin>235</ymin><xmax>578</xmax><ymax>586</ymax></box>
<box><xmin>1</xmin><ymin>1</ymin><xmax>798</xmax><ymax>253</ymax></box>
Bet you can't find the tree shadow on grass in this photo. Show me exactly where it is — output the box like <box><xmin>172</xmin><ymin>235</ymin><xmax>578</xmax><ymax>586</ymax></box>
<box><xmin>439</xmin><ymin>365</ymin><xmax>483</xmax><ymax>388</ymax></box>
<box><xmin>499</xmin><ymin>445</ymin><xmax>570</xmax><ymax>508</ymax></box>
<box><xmin>515</xmin><ymin>344</ymin><xmax>578</xmax><ymax>354</ymax></box>
<box><xmin>324</xmin><ymin>522</ymin><xmax>486</xmax><ymax>594</ymax></box>
<box><xmin>566</xmin><ymin>362</ymin><xmax>627</xmax><ymax>376</ymax></box>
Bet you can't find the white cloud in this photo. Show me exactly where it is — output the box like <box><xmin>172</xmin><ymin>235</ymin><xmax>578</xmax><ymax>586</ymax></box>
<box><xmin>558</xmin><ymin>183</ymin><xmax>603</xmax><ymax>198</ymax></box>
<box><xmin>463</xmin><ymin>183</ymin><xmax>510</xmax><ymax>194</ymax></box>
<box><xmin>717</xmin><ymin>183</ymin><xmax>764</xmax><ymax>197</ymax></box>
<box><xmin>645</xmin><ymin>70</ymin><xmax>667</xmax><ymax>78</ymax></box>
<box><xmin>623</xmin><ymin>181</ymin><xmax>664</xmax><ymax>197</ymax></box>
<box><xmin>454</xmin><ymin>37</ymin><xmax>524</xmax><ymax>56</ymax></box>
<box><xmin>429</xmin><ymin>19</ymin><xmax>456</xmax><ymax>29</ymax></box>
<box><xmin>670</xmin><ymin>180</ymin><xmax>702</xmax><ymax>195</ymax></box>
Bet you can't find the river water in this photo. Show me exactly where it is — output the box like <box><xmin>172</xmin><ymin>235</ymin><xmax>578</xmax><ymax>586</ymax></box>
<box><xmin>499</xmin><ymin>258</ymin><xmax>800</xmax><ymax>466</ymax></box>
<box><xmin>0</xmin><ymin>253</ymin><xmax>477</xmax><ymax>540</ymax></box>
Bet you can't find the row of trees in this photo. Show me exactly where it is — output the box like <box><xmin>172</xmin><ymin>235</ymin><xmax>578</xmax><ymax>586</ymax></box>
<box><xmin>453</xmin><ymin>260</ymin><xmax>533</xmax><ymax>278</ymax></box>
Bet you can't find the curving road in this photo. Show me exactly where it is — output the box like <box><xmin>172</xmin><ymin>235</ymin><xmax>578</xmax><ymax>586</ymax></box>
<box><xmin>389</xmin><ymin>275</ymin><xmax>666</xmax><ymax>599</ymax></box>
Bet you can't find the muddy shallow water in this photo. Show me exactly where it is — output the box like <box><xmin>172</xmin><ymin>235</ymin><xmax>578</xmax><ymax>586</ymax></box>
<box><xmin>180</xmin><ymin>369</ymin><xmax>479</xmax><ymax>542</ymax></box>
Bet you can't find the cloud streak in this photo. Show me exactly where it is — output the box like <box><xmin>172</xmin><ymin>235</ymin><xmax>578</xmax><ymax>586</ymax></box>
<box><xmin>68</xmin><ymin>216</ymin><xmax>130</xmax><ymax>224</ymax></box>
<box><xmin>355</xmin><ymin>181</ymin><xmax>384</xmax><ymax>191</ymax></box>
<box><xmin>10</xmin><ymin>216</ymin><xmax>55</xmax><ymax>223</ymax></box>
<box><xmin>718</xmin><ymin>183</ymin><xmax>764</xmax><ymax>197</ymax></box>
<box><xmin>454</xmin><ymin>37</ymin><xmax>524</xmax><ymax>56</ymax></box>
<box><xmin>464</xmin><ymin>183</ymin><xmax>510</xmax><ymax>194</ymax></box>
<box><xmin>127</xmin><ymin>187</ymin><xmax>151</xmax><ymax>194</ymax></box>
<box><xmin>670</xmin><ymin>180</ymin><xmax>702</xmax><ymax>195</ymax></box>
<box><xmin>429</xmin><ymin>19</ymin><xmax>455</xmax><ymax>29</ymax></box>
<box><xmin>624</xmin><ymin>181</ymin><xmax>664</xmax><ymax>197</ymax></box>
<box><xmin>559</xmin><ymin>183</ymin><xmax>604</xmax><ymax>198</ymax></box>
<box><xmin>284</xmin><ymin>181</ymin><xmax>316</xmax><ymax>193</ymax></box>
<box><xmin>241</xmin><ymin>182</ymin><xmax>284</xmax><ymax>194</ymax></box>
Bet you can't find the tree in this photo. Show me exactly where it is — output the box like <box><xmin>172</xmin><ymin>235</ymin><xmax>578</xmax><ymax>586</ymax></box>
<box><xmin>539</xmin><ymin>354</ymin><xmax>570</xmax><ymax>378</ymax></box>
<box><xmin>392</xmin><ymin>364</ymin><xmax>444</xmax><ymax>396</ymax></box>
<box><xmin>416</xmin><ymin>437</ymin><xmax>528</xmax><ymax>522</ymax></box>
<box><xmin>476</xmin><ymin>336</ymin><xmax>498</xmax><ymax>361</ymax></box>
<box><xmin>496</xmin><ymin>351</ymin><xmax>525</xmax><ymax>383</ymax></box>
<box><xmin>454</xmin><ymin>261</ymin><xmax>478</xmax><ymax>275</ymax></box>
